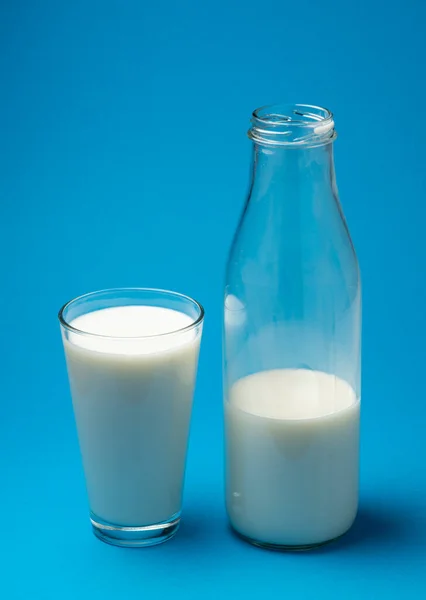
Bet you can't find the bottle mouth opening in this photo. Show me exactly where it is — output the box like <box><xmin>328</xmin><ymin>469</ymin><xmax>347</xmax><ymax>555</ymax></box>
<box><xmin>249</xmin><ymin>103</ymin><xmax>336</xmax><ymax>147</ymax></box>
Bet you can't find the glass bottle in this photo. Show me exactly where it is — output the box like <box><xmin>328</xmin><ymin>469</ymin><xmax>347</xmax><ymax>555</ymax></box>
<box><xmin>223</xmin><ymin>104</ymin><xmax>361</xmax><ymax>550</ymax></box>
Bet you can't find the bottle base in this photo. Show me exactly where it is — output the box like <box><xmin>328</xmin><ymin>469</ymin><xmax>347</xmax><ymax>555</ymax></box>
<box><xmin>90</xmin><ymin>513</ymin><xmax>181</xmax><ymax>548</ymax></box>
<box><xmin>231</xmin><ymin>526</ymin><xmax>345</xmax><ymax>551</ymax></box>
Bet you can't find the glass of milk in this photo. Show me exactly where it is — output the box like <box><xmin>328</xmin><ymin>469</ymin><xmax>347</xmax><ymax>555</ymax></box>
<box><xmin>59</xmin><ymin>288</ymin><xmax>204</xmax><ymax>547</ymax></box>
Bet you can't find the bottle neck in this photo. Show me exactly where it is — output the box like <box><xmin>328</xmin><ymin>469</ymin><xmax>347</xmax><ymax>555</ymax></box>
<box><xmin>249</xmin><ymin>142</ymin><xmax>337</xmax><ymax>207</ymax></box>
<box><xmin>247</xmin><ymin>103</ymin><xmax>338</xmax><ymax>211</ymax></box>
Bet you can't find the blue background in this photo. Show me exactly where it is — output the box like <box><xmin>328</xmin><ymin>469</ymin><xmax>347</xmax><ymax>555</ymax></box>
<box><xmin>1</xmin><ymin>1</ymin><xmax>425</xmax><ymax>598</ymax></box>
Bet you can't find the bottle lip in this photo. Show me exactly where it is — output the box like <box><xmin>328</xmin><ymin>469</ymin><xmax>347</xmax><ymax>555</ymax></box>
<box><xmin>249</xmin><ymin>103</ymin><xmax>336</xmax><ymax>147</ymax></box>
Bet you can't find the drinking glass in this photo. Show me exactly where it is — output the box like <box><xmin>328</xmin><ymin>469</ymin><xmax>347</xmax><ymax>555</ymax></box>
<box><xmin>59</xmin><ymin>288</ymin><xmax>204</xmax><ymax>547</ymax></box>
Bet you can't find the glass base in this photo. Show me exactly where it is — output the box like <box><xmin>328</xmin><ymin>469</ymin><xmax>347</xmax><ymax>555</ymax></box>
<box><xmin>231</xmin><ymin>526</ymin><xmax>344</xmax><ymax>551</ymax></box>
<box><xmin>90</xmin><ymin>512</ymin><xmax>181</xmax><ymax>548</ymax></box>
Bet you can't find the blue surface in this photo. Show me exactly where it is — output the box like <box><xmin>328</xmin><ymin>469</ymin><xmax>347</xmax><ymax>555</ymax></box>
<box><xmin>1</xmin><ymin>1</ymin><xmax>425</xmax><ymax>598</ymax></box>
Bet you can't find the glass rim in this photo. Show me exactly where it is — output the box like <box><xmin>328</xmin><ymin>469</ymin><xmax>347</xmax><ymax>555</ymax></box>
<box><xmin>252</xmin><ymin>103</ymin><xmax>333</xmax><ymax>127</ymax></box>
<box><xmin>249</xmin><ymin>103</ymin><xmax>336</xmax><ymax>147</ymax></box>
<box><xmin>58</xmin><ymin>287</ymin><xmax>205</xmax><ymax>340</ymax></box>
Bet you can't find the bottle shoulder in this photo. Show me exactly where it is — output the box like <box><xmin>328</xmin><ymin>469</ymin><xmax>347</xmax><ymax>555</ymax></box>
<box><xmin>225</xmin><ymin>192</ymin><xmax>360</xmax><ymax>304</ymax></box>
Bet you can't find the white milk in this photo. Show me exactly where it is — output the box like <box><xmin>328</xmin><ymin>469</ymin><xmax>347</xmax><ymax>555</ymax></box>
<box><xmin>63</xmin><ymin>306</ymin><xmax>201</xmax><ymax>527</ymax></box>
<box><xmin>225</xmin><ymin>369</ymin><xmax>360</xmax><ymax>547</ymax></box>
